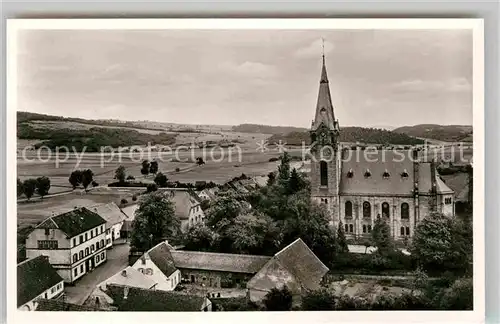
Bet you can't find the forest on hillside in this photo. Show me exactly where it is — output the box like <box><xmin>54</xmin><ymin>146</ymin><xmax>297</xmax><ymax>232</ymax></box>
<box><xmin>269</xmin><ymin>127</ymin><xmax>425</xmax><ymax>146</ymax></box>
<box><xmin>393</xmin><ymin>124</ymin><xmax>473</xmax><ymax>142</ymax></box>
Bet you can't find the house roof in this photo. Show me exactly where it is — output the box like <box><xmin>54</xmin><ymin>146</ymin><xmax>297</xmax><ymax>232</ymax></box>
<box><xmin>89</xmin><ymin>202</ymin><xmax>128</xmax><ymax>226</ymax></box>
<box><xmin>36</xmin><ymin>207</ymin><xmax>107</xmax><ymax>238</ymax></box>
<box><xmin>121</xmin><ymin>204</ymin><xmax>139</xmax><ymax>220</ymax></box>
<box><xmin>247</xmin><ymin>238</ymin><xmax>329</xmax><ymax>293</ymax></box>
<box><xmin>274</xmin><ymin>238</ymin><xmax>329</xmax><ymax>290</ymax></box>
<box><xmin>170</xmin><ymin>250</ymin><xmax>271</xmax><ymax>274</ymax></box>
<box><xmin>169</xmin><ymin>191</ymin><xmax>200</xmax><ymax>220</ymax></box>
<box><xmin>17</xmin><ymin>256</ymin><xmax>63</xmax><ymax>307</ymax></box>
<box><xmin>98</xmin><ymin>266</ymin><xmax>156</xmax><ymax>290</ymax></box>
<box><xmin>143</xmin><ymin>242</ymin><xmax>177</xmax><ymax>277</ymax></box>
<box><xmin>35</xmin><ymin>299</ymin><xmax>102</xmax><ymax>311</ymax></box>
<box><xmin>105</xmin><ymin>285</ymin><xmax>208</xmax><ymax>311</ymax></box>
<box><xmin>339</xmin><ymin>150</ymin><xmax>454</xmax><ymax>196</ymax></box>
<box><xmin>199</xmin><ymin>189</ymin><xmax>216</xmax><ymax>201</ymax></box>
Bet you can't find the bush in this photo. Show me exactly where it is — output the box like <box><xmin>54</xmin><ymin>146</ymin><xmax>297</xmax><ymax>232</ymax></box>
<box><xmin>91</xmin><ymin>180</ymin><xmax>99</xmax><ymax>187</ymax></box>
<box><xmin>132</xmin><ymin>195</ymin><xmax>138</xmax><ymax>202</ymax></box>
<box><xmin>146</xmin><ymin>183</ymin><xmax>158</xmax><ymax>193</ymax></box>
<box><xmin>120</xmin><ymin>198</ymin><xmax>128</xmax><ymax>205</ymax></box>
<box><xmin>127</xmin><ymin>175</ymin><xmax>135</xmax><ymax>180</ymax></box>
<box><xmin>175</xmin><ymin>167</ymin><xmax>180</xmax><ymax>172</ymax></box>
<box><xmin>268</xmin><ymin>157</ymin><xmax>279</xmax><ymax>162</ymax></box>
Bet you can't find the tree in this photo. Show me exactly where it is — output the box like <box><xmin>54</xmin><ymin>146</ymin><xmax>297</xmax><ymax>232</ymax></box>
<box><xmin>81</xmin><ymin>169</ymin><xmax>94</xmax><ymax>192</ymax></box>
<box><xmin>35</xmin><ymin>176</ymin><xmax>51</xmax><ymax>199</ymax></box>
<box><xmin>23</xmin><ymin>179</ymin><xmax>37</xmax><ymax>201</ymax></box>
<box><xmin>200</xmin><ymin>199</ymin><xmax>210</xmax><ymax>211</ymax></box>
<box><xmin>437</xmin><ymin>278</ymin><xmax>473</xmax><ymax>310</ymax></box>
<box><xmin>154</xmin><ymin>172</ymin><xmax>168</xmax><ymax>187</ymax></box>
<box><xmin>184</xmin><ymin>224</ymin><xmax>219</xmax><ymax>252</ymax></box>
<box><xmin>267</xmin><ymin>171</ymin><xmax>276</xmax><ymax>186</ymax></box>
<box><xmin>114</xmin><ymin>166</ymin><xmax>126</xmax><ymax>184</ymax></box>
<box><xmin>288</xmin><ymin>168</ymin><xmax>306</xmax><ymax>194</ymax></box>
<box><xmin>68</xmin><ymin>170</ymin><xmax>83</xmax><ymax>189</ymax></box>
<box><xmin>149</xmin><ymin>161</ymin><xmax>159</xmax><ymax>175</ymax></box>
<box><xmin>410</xmin><ymin>213</ymin><xmax>472</xmax><ymax>275</ymax></box>
<box><xmin>17</xmin><ymin>178</ymin><xmax>24</xmax><ymax>197</ymax></box>
<box><xmin>225</xmin><ymin>213</ymin><xmax>274</xmax><ymax>255</ymax></box>
<box><xmin>140</xmin><ymin>160</ymin><xmax>150</xmax><ymax>176</ymax></box>
<box><xmin>205</xmin><ymin>194</ymin><xmax>243</xmax><ymax>228</ymax></box>
<box><xmin>301</xmin><ymin>289</ymin><xmax>336</xmax><ymax>310</ymax></box>
<box><xmin>196</xmin><ymin>157</ymin><xmax>205</xmax><ymax>166</ymax></box>
<box><xmin>411</xmin><ymin>267</ymin><xmax>429</xmax><ymax>296</ymax></box>
<box><xmin>371</xmin><ymin>215</ymin><xmax>394</xmax><ymax>255</ymax></box>
<box><xmin>130</xmin><ymin>192</ymin><xmax>181</xmax><ymax>252</ymax></box>
<box><xmin>336</xmin><ymin>221</ymin><xmax>349</xmax><ymax>253</ymax></box>
<box><xmin>263</xmin><ymin>286</ymin><xmax>293</xmax><ymax>311</ymax></box>
<box><xmin>277</xmin><ymin>152</ymin><xmax>291</xmax><ymax>186</ymax></box>
<box><xmin>146</xmin><ymin>183</ymin><xmax>158</xmax><ymax>193</ymax></box>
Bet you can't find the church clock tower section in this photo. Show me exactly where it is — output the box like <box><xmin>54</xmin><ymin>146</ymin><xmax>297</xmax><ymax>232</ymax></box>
<box><xmin>309</xmin><ymin>53</ymin><xmax>341</xmax><ymax>224</ymax></box>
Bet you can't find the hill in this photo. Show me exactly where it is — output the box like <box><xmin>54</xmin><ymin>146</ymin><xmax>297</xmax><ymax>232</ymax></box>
<box><xmin>231</xmin><ymin>124</ymin><xmax>307</xmax><ymax>134</ymax></box>
<box><xmin>269</xmin><ymin>127</ymin><xmax>424</xmax><ymax>146</ymax></box>
<box><xmin>393</xmin><ymin>124</ymin><xmax>473</xmax><ymax>142</ymax></box>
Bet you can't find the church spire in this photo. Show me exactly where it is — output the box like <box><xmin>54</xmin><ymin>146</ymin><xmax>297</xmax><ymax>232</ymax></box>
<box><xmin>312</xmin><ymin>40</ymin><xmax>337</xmax><ymax>131</ymax></box>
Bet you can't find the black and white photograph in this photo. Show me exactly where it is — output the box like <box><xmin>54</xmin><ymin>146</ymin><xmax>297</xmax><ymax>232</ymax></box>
<box><xmin>7</xmin><ymin>18</ymin><xmax>484</xmax><ymax>322</ymax></box>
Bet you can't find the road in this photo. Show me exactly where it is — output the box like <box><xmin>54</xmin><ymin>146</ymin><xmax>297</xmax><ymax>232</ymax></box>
<box><xmin>64</xmin><ymin>243</ymin><xmax>130</xmax><ymax>305</ymax></box>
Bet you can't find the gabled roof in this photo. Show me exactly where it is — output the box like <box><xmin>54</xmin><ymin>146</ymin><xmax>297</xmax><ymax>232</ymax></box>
<box><xmin>121</xmin><ymin>204</ymin><xmax>138</xmax><ymax>220</ymax></box>
<box><xmin>169</xmin><ymin>191</ymin><xmax>200</xmax><ymax>220</ymax></box>
<box><xmin>247</xmin><ymin>238</ymin><xmax>329</xmax><ymax>293</ymax></box>
<box><xmin>98</xmin><ymin>266</ymin><xmax>156</xmax><ymax>290</ymax></box>
<box><xmin>35</xmin><ymin>299</ymin><xmax>101</xmax><ymax>311</ymax></box>
<box><xmin>142</xmin><ymin>242</ymin><xmax>177</xmax><ymax>277</ymax></box>
<box><xmin>89</xmin><ymin>202</ymin><xmax>128</xmax><ymax>226</ymax></box>
<box><xmin>36</xmin><ymin>207</ymin><xmax>106</xmax><ymax>238</ymax></box>
<box><xmin>273</xmin><ymin>238</ymin><xmax>329</xmax><ymax>290</ymax></box>
<box><xmin>17</xmin><ymin>256</ymin><xmax>63</xmax><ymax>307</ymax></box>
<box><xmin>170</xmin><ymin>250</ymin><xmax>271</xmax><ymax>274</ymax></box>
<box><xmin>105</xmin><ymin>285</ymin><xmax>208</xmax><ymax>311</ymax></box>
<box><xmin>339</xmin><ymin>150</ymin><xmax>454</xmax><ymax>196</ymax></box>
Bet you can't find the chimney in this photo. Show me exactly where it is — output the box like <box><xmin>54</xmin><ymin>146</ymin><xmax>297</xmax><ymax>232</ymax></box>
<box><xmin>121</xmin><ymin>270</ymin><xmax>127</xmax><ymax>277</ymax></box>
<box><xmin>123</xmin><ymin>287</ymin><xmax>129</xmax><ymax>300</ymax></box>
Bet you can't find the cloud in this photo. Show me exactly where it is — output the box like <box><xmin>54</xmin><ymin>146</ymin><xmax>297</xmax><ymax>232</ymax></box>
<box><xmin>390</xmin><ymin>78</ymin><xmax>472</xmax><ymax>93</ymax></box>
<box><xmin>294</xmin><ymin>39</ymin><xmax>334</xmax><ymax>58</ymax></box>
<box><xmin>218</xmin><ymin>61</ymin><xmax>278</xmax><ymax>79</ymax></box>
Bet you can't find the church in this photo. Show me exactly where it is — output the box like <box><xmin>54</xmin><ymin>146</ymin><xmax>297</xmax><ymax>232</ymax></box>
<box><xmin>308</xmin><ymin>54</ymin><xmax>455</xmax><ymax>241</ymax></box>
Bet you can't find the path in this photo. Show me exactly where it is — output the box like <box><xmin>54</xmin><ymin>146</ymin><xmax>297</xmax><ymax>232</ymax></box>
<box><xmin>64</xmin><ymin>243</ymin><xmax>130</xmax><ymax>305</ymax></box>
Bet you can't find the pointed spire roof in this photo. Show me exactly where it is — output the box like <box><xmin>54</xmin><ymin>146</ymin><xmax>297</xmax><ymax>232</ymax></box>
<box><xmin>312</xmin><ymin>51</ymin><xmax>337</xmax><ymax>131</ymax></box>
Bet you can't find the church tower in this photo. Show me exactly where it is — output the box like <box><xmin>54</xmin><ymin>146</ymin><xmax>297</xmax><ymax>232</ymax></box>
<box><xmin>309</xmin><ymin>49</ymin><xmax>341</xmax><ymax>224</ymax></box>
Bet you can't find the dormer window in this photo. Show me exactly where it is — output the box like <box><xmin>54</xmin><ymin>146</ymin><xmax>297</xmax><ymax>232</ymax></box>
<box><xmin>364</xmin><ymin>169</ymin><xmax>371</xmax><ymax>178</ymax></box>
<box><xmin>401</xmin><ymin>169</ymin><xmax>409</xmax><ymax>178</ymax></box>
<box><xmin>383</xmin><ymin>170</ymin><xmax>390</xmax><ymax>178</ymax></box>
<box><xmin>347</xmin><ymin>169</ymin><xmax>354</xmax><ymax>178</ymax></box>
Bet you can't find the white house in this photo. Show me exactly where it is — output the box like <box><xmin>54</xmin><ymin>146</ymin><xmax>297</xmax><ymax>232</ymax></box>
<box><xmin>25</xmin><ymin>207</ymin><xmax>108</xmax><ymax>283</ymax></box>
<box><xmin>198</xmin><ymin>188</ymin><xmax>217</xmax><ymax>202</ymax></box>
<box><xmin>131</xmin><ymin>241</ymin><xmax>181</xmax><ymax>291</ymax></box>
<box><xmin>90</xmin><ymin>202</ymin><xmax>128</xmax><ymax>248</ymax></box>
<box><xmin>17</xmin><ymin>256</ymin><xmax>64</xmax><ymax>311</ymax></box>
<box><xmin>169</xmin><ymin>191</ymin><xmax>205</xmax><ymax>232</ymax></box>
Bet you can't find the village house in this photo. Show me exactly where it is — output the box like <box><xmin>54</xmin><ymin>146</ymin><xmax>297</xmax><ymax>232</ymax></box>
<box><xmin>25</xmin><ymin>207</ymin><xmax>108</xmax><ymax>283</ymax></box>
<box><xmin>197</xmin><ymin>187</ymin><xmax>217</xmax><ymax>202</ymax></box>
<box><xmin>246</xmin><ymin>238</ymin><xmax>329</xmax><ymax>306</ymax></box>
<box><xmin>130</xmin><ymin>242</ymin><xmax>181</xmax><ymax>291</ymax></box>
<box><xmin>17</xmin><ymin>255</ymin><xmax>64</xmax><ymax>311</ymax></box>
<box><xmin>90</xmin><ymin>285</ymin><xmax>212</xmax><ymax>311</ymax></box>
<box><xmin>167</xmin><ymin>191</ymin><xmax>205</xmax><ymax>232</ymax></box>
<box><xmin>34</xmin><ymin>299</ymin><xmax>101</xmax><ymax>312</ymax></box>
<box><xmin>90</xmin><ymin>202</ymin><xmax>128</xmax><ymax>248</ymax></box>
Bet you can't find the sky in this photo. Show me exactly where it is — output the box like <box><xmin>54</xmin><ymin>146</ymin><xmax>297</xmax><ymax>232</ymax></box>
<box><xmin>17</xmin><ymin>29</ymin><xmax>473</xmax><ymax>128</ymax></box>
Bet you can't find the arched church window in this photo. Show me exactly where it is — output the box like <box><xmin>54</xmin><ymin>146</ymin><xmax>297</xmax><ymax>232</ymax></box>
<box><xmin>401</xmin><ymin>203</ymin><xmax>409</xmax><ymax>219</ymax></box>
<box><xmin>362</xmin><ymin>225</ymin><xmax>366</xmax><ymax>233</ymax></box>
<box><xmin>382</xmin><ymin>202</ymin><xmax>390</xmax><ymax>218</ymax></box>
<box><xmin>345</xmin><ymin>201</ymin><xmax>352</xmax><ymax>218</ymax></box>
<box><xmin>344</xmin><ymin>224</ymin><xmax>348</xmax><ymax>233</ymax></box>
<box><xmin>347</xmin><ymin>169</ymin><xmax>354</xmax><ymax>178</ymax></box>
<box><xmin>400</xmin><ymin>227</ymin><xmax>405</xmax><ymax>236</ymax></box>
<box><xmin>363</xmin><ymin>202</ymin><xmax>371</xmax><ymax>218</ymax></box>
<box><xmin>349</xmin><ymin>224</ymin><xmax>354</xmax><ymax>233</ymax></box>
<box><xmin>320</xmin><ymin>161</ymin><xmax>328</xmax><ymax>186</ymax></box>
<box><xmin>364</xmin><ymin>169</ymin><xmax>371</xmax><ymax>178</ymax></box>
<box><xmin>311</xmin><ymin>133</ymin><xmax>317</xmax><ymax>143</ymax></box>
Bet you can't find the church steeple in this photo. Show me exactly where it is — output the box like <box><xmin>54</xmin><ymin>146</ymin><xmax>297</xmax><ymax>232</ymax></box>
<box><xmin>312</xmin><ymin>45</ymin><xmax>337</xmax><ymax>131</ymax></box>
